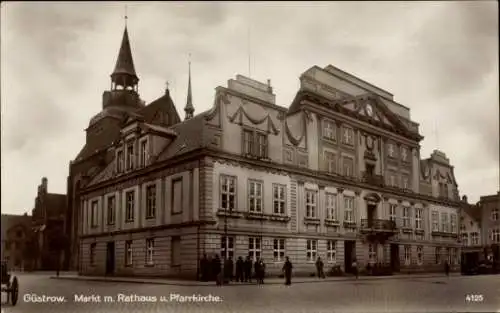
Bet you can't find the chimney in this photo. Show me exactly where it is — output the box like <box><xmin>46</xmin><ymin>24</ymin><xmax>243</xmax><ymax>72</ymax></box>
<box><xmin>267</xmin><ymin>79</ymin><xmax>273</xmax><ymax>93</ymax></box>
<box><xmin>462</xmin><ymin>195</ymin><xmax>468</xmax><ymax>203</ymax></box>
<box><xmin>42</xmin><ymin>177</ymin><xmax>48</xmax><ymax>193</ymax></box>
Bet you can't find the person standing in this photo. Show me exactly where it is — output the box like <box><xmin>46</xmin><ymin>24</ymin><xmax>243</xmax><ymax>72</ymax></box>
<box><xmin>244</xmin><ymin>256</ymin><xmax>252</xmax><ymax>282</ymax></box>
<box><xmin>258</xmin><ymin>259</ymin><xmax>266</xmax><ymax>284</ymax></box>
<box><xmin>254</xmin><ymin>258</ymin><xmax>261</xmax><ymax>284</ymax></box>
<box><xmin>352</xmin><ymin>259</ymin><xmax>358</xmax><ymax>279</ymax></box>
<box><xmin>199</xmin><ymin>253</ymin><xmax>208</xmax><ymax>281</ymax></box>
<box><xmin>235</xmin><ymin>256</ymin><xmax>244</xmax><ymax>282</ymax></box>
<box><xmin>283</xmin><ymin>256</ymin><xmax>293</xmax><ymax>285</ymax></box>
<box><xmin>316</xmin><ymin>256</ymin><xmax>325</xmax><ymax>278</ymax></box>
<box><xmin>444</xmin><ymin>260</ymin><xmax>450</xmax><ymax>277</ymax></box>
<box><xmin>213</xmin><ymin>254</ymin><xmax>222</xmax><ymax>286</ymax></box>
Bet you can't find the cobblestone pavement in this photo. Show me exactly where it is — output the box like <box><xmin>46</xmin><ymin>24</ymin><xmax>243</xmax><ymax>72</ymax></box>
<box><xmin>1</xmin><ymin>273</ymin><xmax>499</xmax><ymax>313</ymax></box>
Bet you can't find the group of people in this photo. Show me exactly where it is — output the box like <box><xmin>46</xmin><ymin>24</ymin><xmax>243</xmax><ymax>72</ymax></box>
<box><xmin>199</xmin><ymin>254</ymin><xmax>268</xmax><ymax>285</ymax></box>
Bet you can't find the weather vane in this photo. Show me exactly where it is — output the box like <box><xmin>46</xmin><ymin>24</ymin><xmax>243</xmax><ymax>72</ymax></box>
<box><xmin>124</xmin><ymin>5</ymin><xmax>128</xmax><ymax>26</ymax></box>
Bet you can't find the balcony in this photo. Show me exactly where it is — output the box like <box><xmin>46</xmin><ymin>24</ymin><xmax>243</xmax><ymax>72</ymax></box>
<box><xmin>360</xmin><ymin>219</ymin><xmax>397</xmax><ymax>233</ymax></box>
<box><xmin>361</xmin><ymin>172</ymin><xmax>385</xmax><ymax>187</ymax></box>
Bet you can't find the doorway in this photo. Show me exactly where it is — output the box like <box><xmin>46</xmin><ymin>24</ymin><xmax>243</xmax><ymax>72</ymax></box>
<box><xmin>367</xmin><ymin>204</ymin><xmax>376</xmax><ymax>228</ymax></box>
<box><xmin>106</xmin><ymin>241</ymin><xmax>115</xmax><ymax>275</ymax></box>
<box><xmin>390</xmin><ymin>244</ymin><xmax>400</xmax><ymax>272</ymax></box>
<box><xmin>344</xmin><ymin>241</ymin><xmax>356</xmax><ymax>273</ymax></box>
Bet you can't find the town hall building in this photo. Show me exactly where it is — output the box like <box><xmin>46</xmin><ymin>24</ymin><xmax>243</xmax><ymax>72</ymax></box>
<box><xmin>73</xmin><ymin>24</ymin><xmax>463</xmax><ymax>278</ymax></box>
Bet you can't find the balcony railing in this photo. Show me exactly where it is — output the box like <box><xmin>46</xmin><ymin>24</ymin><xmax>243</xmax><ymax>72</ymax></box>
<box><xmin>361</xmin><ymin>172</ymin><xmax>385</xmax><ymax>187</ymax></box>
<box><xmin>361</xmin><ymin>219</ymin><xmax>397</xmax><ymax>232</ymax></box>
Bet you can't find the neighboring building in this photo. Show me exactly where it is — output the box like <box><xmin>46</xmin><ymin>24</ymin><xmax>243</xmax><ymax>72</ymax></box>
<box><xmin>478</xmin><ymin>192</ymin><xmax>500</xmax><ymax>248</ymax></box>
<box><xmin>460</xmin><ymin>196</ymin><xmax>482</xmax><ymax>250</ymax></box>
<box><xmin>74</xmin><ymin>24</ymin><xmax>463</xmax><ymax>278</ymax></box>
<box><xmin>31</xmin><ymin>177</ymin><xmax>67</xmax><ymax>270</ymax></box>
<box><xmin>1</xmin><ymin>213</ymin><xmax>34</xmax><ymax>271</ymax></box>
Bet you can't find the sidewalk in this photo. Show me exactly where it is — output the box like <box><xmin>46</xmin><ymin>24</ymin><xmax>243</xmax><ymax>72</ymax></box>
<box><xmin>50</xmin><ymin>272</ymin><xmax>460</xmax><ymax>287</ymax></box>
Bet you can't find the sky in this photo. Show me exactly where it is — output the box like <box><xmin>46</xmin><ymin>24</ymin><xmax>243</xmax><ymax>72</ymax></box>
<box><xmin>1</xmin><ymin>1</ymin><xmax>498</xmax><ymax>215</ymax></box>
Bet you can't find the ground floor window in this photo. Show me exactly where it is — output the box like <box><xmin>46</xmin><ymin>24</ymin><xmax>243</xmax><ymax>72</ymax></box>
<box><xmin>90</xmin><ymin>243</ymin><xmax>96</xmax><ymax>266</ymax></box>
<box><xmin>307</xmin><ymin>239</ymin><xmax>317</xmax><ymax>262</ymax></box>
<box><xmin>368</xmin><ymin>243</ymin><xmax>377</xmax><ymax>263</ymax></box>
<box><xmin>248</xmin><ymin>237</ymin><xmax>261</xmax><ymax>261</ymax></box>
<box><xmin>146</xmin><ymin>238</ymin><xmax>154</xmax><ymax>265</ymax></box>
<box><xmin>417</xmin><ymin>246</ymin><xmax>423</xmax><ymax>265</ymax></box>
<box><xmin>404</xmin><ymin>245</ymin><xmax>411</xmax><ymax>265</ymax></box>
<box><xmin>221</xmin><ymin>236</ymin><xmax>234</xmax><ymax>260</ymax></box>
<box><xmin>327</xmin><ymin>240</ymin><xmax>336</xmax><ymax>263</ymax></box>
<box><xmin>435</xmin><ymin>247</ymin><xmax>441</xmax><ymax>264</ymax></box>
<box><xmin>273</xmin><ymin>239</ymin><xmax>285</xmax><ymax>262</ymax></box>
<box><xmin>125</xmin><ymin>240</ymin><xmax>133</xmax><ymax>266</ymax></box>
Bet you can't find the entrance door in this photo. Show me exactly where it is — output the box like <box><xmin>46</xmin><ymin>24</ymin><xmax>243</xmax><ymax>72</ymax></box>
<box><xmin>390</xmin><ymin>244</ymin><xmax>400</xmax><ymax>272</ymax></box>
<box><xmin>106</xmin><ymin>242</ymin><xmax>115</xmax><ymax>275</ymax></box>
<box><xmin>344</xmin><ymin>241</ymin><xmax>356</xmax><ymax>273</ymax></box>
<box><xmin>367</xmin><ymin>204</ymin><xmax>376</xmax><ymax>228</ymax></box>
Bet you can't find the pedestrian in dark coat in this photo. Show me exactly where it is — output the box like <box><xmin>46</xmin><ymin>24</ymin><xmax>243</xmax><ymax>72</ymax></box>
<box><xmin>235</xmin><ymin>257</ymin><xmax>244</xmax><ymax>282</ymax></box>
<box><xmin>283</xmin><ymin>256</ymin><xmax>293</xmax><ymax>285</ymax></box>
<box><xmin>254</xmin><ymin>258</ymin><xmax>260</xmax><ymax>283</ymax></box>
<box><xmin>244</xmin><ymin>256</ymin><xmax>252</xmax><ymax>282</ymax></box>
<box><xmin>352</xmin><ymin>259</ymin><xmax>358</xmax><ymax>279</ymax></box>
<box><xmin>257</xmin><ymin>259</ymin><xmax>265</xmax><ymax>284</ymax></box>
<box><xmin>316</xmin><ymin>257</ymin><xmax>325</xmax><ymax>278</ymax></box>
<box><xmin>444</xmin><ymin>260</ymin><xmax>450</xmax><ymax>277</ymax></box>
<box><xmin>200</xmin><ymin>253</ymin><xmax>209</xmax><ymax>281</ymax></box>
<box><xmin>213</xmin><ymin>255</ymin><xmax>222</xmax><ymax>285</ymax></box>
<box><xmin>224</xmin><ymin>257</ymin><xmax>234</xmax><ymax>283</ymax></box>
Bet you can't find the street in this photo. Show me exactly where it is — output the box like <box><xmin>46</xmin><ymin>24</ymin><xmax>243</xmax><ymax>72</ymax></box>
<box><xmin>1</xmin><ymin>273</ymin><xmax>499</xmax><ymax>313</ymax></box>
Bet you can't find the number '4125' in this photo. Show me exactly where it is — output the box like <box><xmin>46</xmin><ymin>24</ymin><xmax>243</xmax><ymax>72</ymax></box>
<box><xmin>466</xmin><ymin>294</ymin><xmax>484</xmax><ymax>302</ymax></box>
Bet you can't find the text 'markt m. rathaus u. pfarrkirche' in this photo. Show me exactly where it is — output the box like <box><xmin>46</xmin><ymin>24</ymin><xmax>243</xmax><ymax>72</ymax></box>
<box><xmin>67</xmin><ymin>23</ymin><xmax>463</xmax><ymax>279</ymax></box>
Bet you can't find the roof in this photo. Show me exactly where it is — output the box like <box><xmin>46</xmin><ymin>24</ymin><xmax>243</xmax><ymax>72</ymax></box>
<box><xmin>462</xmin><ymin>204</ymin><xmax>481</xmax><ymax>223</ymax></box>
<box><xmin>111</xmin><ymin>27</ymin><xmax>138</xmax><ymax>80</ymax></box>
<box><xmin>140</xmin><ymin>91</ymin><xmax>181</xmax><ymax>126</ymax></box>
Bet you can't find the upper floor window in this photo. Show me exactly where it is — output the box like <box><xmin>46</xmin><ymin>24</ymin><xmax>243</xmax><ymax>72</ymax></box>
<box><xmin>344</xmin><ymin>196</ymin><xmax>354</xmax><ymax>222</ymax></box>
<box><xmin>342</xmin><ymin>157</ymin><xmax>354</xmax><ymax>177</ymax></box>
<box><xmin>387</xmin><ymin>143</ymin><xmax>396</xmax><ymax>158</ymax></box>
<box><xmin>389</xmin><ymin>204</ymin><xmax>397</xmax><ymax>222</ymax></box>
<box><xmin>248</xmin><ymin>180</ymin><xmax>263</xmax><ymax>213</ymax></box>
<box><xmin>450</xmin><ymin>213</ymin><xmax>457</xmax><ymax>233</ymax></box>
<box><xmin>220</xmin><ymin>175</ymin><xmax>236</xmax><ymax>211</ymax></box>
<box><xmin>272</xmin><ymin>184</ymin><xmax>286</xmax><ymax>215</ymax></box>
<box><xmin>402</xmin><ymin>176</ymin><xmax>410</xmax><ymax>190</ymax></box>
<box><xmin>401</xmin><ymin>146</ymin><xmax>409</xmax><ymax>162</ymax></box>
<box><xmin>139</xmin><ymin>140</ymin><xmax>148</xmax><ymax>168</ymax></box>
<box><xmin>461</xmin><ymin>233</ymin><xmax>468</xmax><ymax>246</ymax></box>
<box><xmin>389</xmin><ymin>173</ymin><xmax>397</xmax><ymax>187</ymax></box>
<box><xmin>403</xmin><ymin>207</ymin><xmax>411</xmax><ymax>228</ymax></box>
<box><xmin>431</xmin><ymin>211</ymin><xmax>439</xmax><ymax>232</ymax></box>
<box><xmin>441</xmin><ymin>212</ymin><xmax>449</xmax><ymax>232</ymax></box>
<box><xmin>491</xmin><ymin>228</ymin><xmax>500</xmax><ymax>244</ymax></box>
<box><xmin>324</xmin><ymin>151</ymin><xmax>337</xmax><ymax>174</ymax></box>
<box><xmin>492</xmin><ymin>208</ymin><xmax>499</xmax><ymax>221</ymax></box>
<box><xmin>305</xmin><ymin>190</ymin><xmax>317</xmax><ymax>218</ymax></box>
<box><xmin>323</xmin><ymin>120</ymin><xmax>336</xmax><ymax>141</ymax></box>
<box><xmin>243</xmin><ymin>129</ymin><xmax>268</xmax><ymax>158</ymax></box>
<box><xmin>471</xmin><ymin>232</ymin><xmax>479</xmax><ymax>245</ymax></box>
<box><xmin>90</xmin><ymin>200</ymin><xmax>98</xmax><ymax>228</ymax></box>
<box><xmin>125</xmin><ymin>191</ymin><xmax>135</xmax><ymax>222</ymax></box>
<box><xmin>106</xmin><ymin>196</ymin><xmax>116</xmax><ymax>225</ymax></box>
<box><xmin>415</xmin><ymin>208</ymin><xmax>423</xmax><ymax>230</ymax></box>
<box><xmin>326</xmin><ymin>193</ymin><xmax>337</xmax><ymax>220</ymax></box>
<box><xmin>126</xmin><ymin>143</ymin><xmax>135</xmax><ymax>170</ymax></box>
<box><xmin>172</xmin><ymin>178</ymin><xmax>183</xmax><ymax>214</ymax></box>
<box><xmin>117</xmin><ymin>150</ymin><xmax>124</xmax><ymax>173</ymax></box>
<box><xmin>341</xmin><ymin>127</ymin><xmax>354</xmax><ymax>146</ymax></box>
<box><xmin>146</xmin><ymin>185</ymin><xmax>156</xmax><ymax>219</ymax></box>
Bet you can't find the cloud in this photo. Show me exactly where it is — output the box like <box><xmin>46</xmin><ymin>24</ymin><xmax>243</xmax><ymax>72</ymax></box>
<box><xmin>1</xmin><ymin>2</ymin><xmax>498</xmax><ymax>214</ymax></box>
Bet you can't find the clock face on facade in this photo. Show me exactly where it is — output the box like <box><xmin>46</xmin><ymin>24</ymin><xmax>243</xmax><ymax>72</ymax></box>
<box><xmin>366</xmin><ymin>104</ymin><xmax>373</xmax><ymax>116</ymax></box>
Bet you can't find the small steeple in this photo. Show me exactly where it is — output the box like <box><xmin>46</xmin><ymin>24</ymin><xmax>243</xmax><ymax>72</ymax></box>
<box><xmin>110</xmin><ymin>9</ymin><xmax>139</xmax><ymax>92</ymax></box>
<box><xmin>184</xmin><ymin>54</ymin><xmax>194</xmax><ymax>120</ymax></box>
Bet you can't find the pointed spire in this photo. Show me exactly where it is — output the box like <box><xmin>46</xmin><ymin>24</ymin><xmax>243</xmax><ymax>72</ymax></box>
<box><xmin>110</xmin><ymin>10</ymin><xmax>139</xmax><ymax>91</ymax></box>
<box><xmin>184</xmin><ymin>54</ymin><xmax>194</xmax><ymax>120</ymax></box>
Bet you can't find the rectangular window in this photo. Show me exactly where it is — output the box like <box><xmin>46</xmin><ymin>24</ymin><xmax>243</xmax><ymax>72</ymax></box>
<box><xmin>326</xmin><ymin>193</ymin><xmax>337</xmax><ymax>220</ymax></box>
<box><xmin>401</xmin><ymin>146</ymin><xmax>408</xmax><ymax>162</ymax></box>
<box><xmin>248</xmin><ymin>237</ymin><xmax>261</xmax><ymax>261</ymax></box>
<box><xmin>417</xmin><ymin>246</ymin><xmax>423</xmax><ymax>265</ymax></box>
<box><xmin>432</xmin><ymin>211</ymin><xmax>439</xmax><ymax>232</ymax></box>
<box><xmin>404</xmin><ymin>245</ymin><xmax>411</xmax><ymax>265</ymax></box>
<box><xmin>146</xmin><ymin>185</ymin><xmax>156</xmax><ymax>219</ymax></box>
<box><xmin>306</xmin><ymin>239</ymin><xmax>317</xmax><ymax>262</ymax></box>
<box><xmin>415</xmin><ymin>208</ymin><xmax>422</xmax><ymax>230</ymax></box>
<box><xmin>221</xmin><ymin>236</ymin><xmax>234</xmax><ymax>260</ymax></box>
<box><xmin>389</xmin><ymin>204</ymin><xmax>397</xmax><ymax>222</ymax></box>
<box><xmin>389</xmin><ymin>174</ymin><xmax>396</xmax><ymax>187</ymax></box>
<box><xmin>107</xmin><ymin>196</ymin><xmax>115</xmax><ymax>225</ymax></box>
<box><xmin>450</xmin><ymin>214</ymin><xmax>457</xmax><ymax>233</ymax></box>
<box><xmin>117</xmin><ymin>150</ymin><xmax>124</xmax><ymax>173</ymax></box>
<box><xmin>273</xmin><ymin>239</ymin><xmax>285</xmax><ymax>262</ymax></box>
<box><xmin>272</xmin><ymin>184</ymin><xmax>286</xmax><ymax>215</ymax></box>
<box><xmin>435</xmin><ymin>247</ymin><xmax>441</xmax><ymax>264</ymax></box>
<box><xmin>90</xmin><ymin>200</ymin><xmax>98</xmax><ymax>228</ymax></box>
<box><xmin>344</xmin><ymin>196</ymin><xmax>354</xmax><ymax>222</ymax></box>
<box><xmin>248</xmin><ymin>181</ymin><xmax>263</xmax><ymax>213</ymax></box>
<box><xmin>327</xmin><ymin>240</ymin><xmax>336</xmax><ymax>263</ymax></box>
<box><xmin>90</xmin><ymin>243</ymin><xmax>96</xmax><ymax>266</ymax></box>
<box><xmin>341</xmin><ymin>127</ymin><xmax>354</xmax><ymax>145</ymax></box>
<box><xmin>402</xmin><ymin>176</ymin><xmax>409</xmax><ymax>190</ymax></box>
<box><xmin>139</xmin><ymin>140</ymin><xmax>148</xmax><ymax>167</ymax></box>
<box><xmin>125</xmin><ymin>240</ymin><xmax>133</xmax><ymax>266</ymax></box>
<box><xmin>342</xmin><ymin>157</ymin><xmax>354</xmax><ymax>177</ymax></box>
<box><xmin>146</xmin><ymin>239</ymin><xmax>154</xmax><ymax>265</ymax></box>
<box><xmin>441</xmin><ymin>213</ymin><xmax>448</xmax><ymax>232</ymax></box>
<box><xmin>461</xmin><ymin>233</ymin><xmax>469</xmax><ymax>246</ymax></box>
<box><xmin>324</xmin><ymin>151</ymin><xmax>337</xmax><ymax>174</ymax></box>
<box><xmin>305</xmin><ymin>190</ymin><xmax>317</xmax><ymax>218</ymax></box>
<box><xmin>387</xmin><ymin>143</ymin><xmax>395</xmax><ymax>158</ymax></box>
<box><xmin>492</xmin><ymin>208</ymin><xmax>499</xmax><ymax>221</ymax></box>
<box><xmin>403</xmin><ymin>207</ymin><xmax>411</xmax><ymax>228</ymax></box>
<box><xmin>471</xmin><ymin>232</ymin><xmax>479</xmax><ymax>245</ymax></box>
<box><xmin>126</xmin><ymin>143</ymin><xmax>134</xmax><ymax>170</ymax></box>
<box><xmin>491</xmin><ymin>229</ymin><xmax>500</xmax><ymax>243</ymax></box>
<box><xmin>125</xmin><ymin>191</ymin><xmax>135</xmax><ymax>222</ymax></box>
<box><xmin>220</xmin><ymin>175</ymin><xmax>236</xmax><ymax>211</ymax></box>
<box><xmin>172</xmin><ymin>178</ymin><xmax>183</xmax><ymax>214</ymax></box>
<box><xmin>171</xmin><ymin>236</ymin><xmax>181</xmax><ymax>266</ymax></box>
<box><xmin>257</xmin><ymin>133</ymin><xmax>268</xmax><ymax>158</ymax></box>
<box><xmin>243</xmin><ymin>130</ymin><xmax>254</xmax><ymax>155</ymax></box>
<box><xmin>368</xmin><ymin>243</ymin><xmax>377</xmax><ymax>263</ymax></box>
<box><xmin>323</xmin><ymin>120</ymin><xmax>336</xmax><ymax>141</ymax></box>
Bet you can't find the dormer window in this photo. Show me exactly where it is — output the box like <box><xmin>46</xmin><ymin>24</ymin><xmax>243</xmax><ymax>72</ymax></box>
<box><xmin>243</xmin><ymin>129</ymin><xmax>268</xmax><ymax>158</ymax></box>
<box><xmin>139</xmin><ymin>139</ymin><xmax>148</xmax><ymax>168</ymax></box>
<box><xmin>117</xmin><ymin>150</ymin><xmax>124</xmax><ymax>173</ymax></box>
<box><xmin>126</xmin><ymin>143</ymin><xmax>135</xmax><ymax>170</ymax></box>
